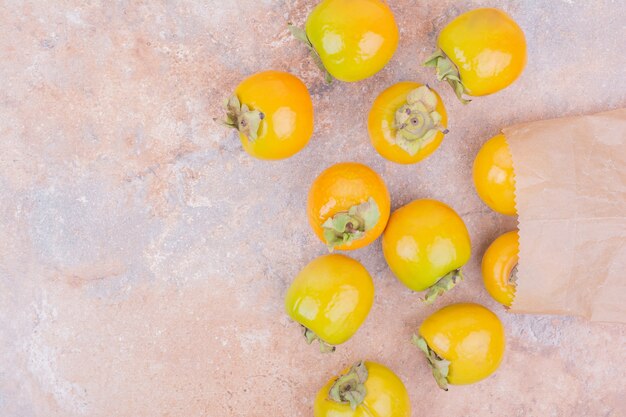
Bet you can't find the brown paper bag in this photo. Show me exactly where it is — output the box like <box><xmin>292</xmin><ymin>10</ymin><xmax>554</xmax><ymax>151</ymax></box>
<box><xmin>503</xmin><ymin>108</ymin><xmax>626</xmax><ymax>323</ymax></box>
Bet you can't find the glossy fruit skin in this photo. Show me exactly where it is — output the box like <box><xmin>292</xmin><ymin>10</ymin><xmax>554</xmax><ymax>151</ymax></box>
<box><xmin>420</xmin><ymin>303</ymin><xmax>505</xmax><ymax>385</ymax></box>
<box><xmin>438</xmin><ymin>8</ymin><xmax>527</xmax><ymax>96</ymax></box>
<box><xmin>482</xmin><ymin>230</ymin><xmax>519</xmax><ymax>307</ymax></box>
<box><xmin>368</xmin><ymin>82</ymin><xmax>448</xmax><ymax>164</ymax></box>
<box><xmin>382</xmin><ymin>199</ymin><xmax>471</xmax><ymax>291</ymax></box>
<box><xmin>305</xmin><ymin>0</ymin><xmax>399</xmax><ymax>82</ymax></box>
<box><xmin>234</xmin><ymin>71</ymin><xmax>314</xmax><ymax>160</ymax></box>
<box><xmin>473</xmin><ymin>133</ymin><xmax>516</xmax><ymax>215</ymax></box>
<box><xmin>285</xmin><ymin>254</ymin><xmax>374</xmax><ymax>346</ymax></box>
<box><xmin>314</xmin><ymin>362</ymin><xmax>411</xmax><ymax>417</ymax></box>
<box><xmin>308</xmin><ymin>162</ymin><xmax>391</xmax><ymax>251</ymax></box>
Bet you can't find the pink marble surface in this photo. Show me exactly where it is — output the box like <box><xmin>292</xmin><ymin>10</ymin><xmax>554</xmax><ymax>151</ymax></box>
<box><xmin>1</xmin><ymin>1</ymin><xmax>625</xmax><ymax>416</ymax></box>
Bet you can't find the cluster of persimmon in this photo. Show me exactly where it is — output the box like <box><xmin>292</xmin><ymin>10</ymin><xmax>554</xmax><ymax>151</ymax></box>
<box><xmin>218</xmin><ymin>1</ymin><xmax>525</xmax><ymax>415</ymax></box>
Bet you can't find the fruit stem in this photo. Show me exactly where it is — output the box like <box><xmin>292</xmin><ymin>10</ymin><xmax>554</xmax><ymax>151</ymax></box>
<box><xmin>216</xmin><ymin>95</ymin><xmax>264</xmax><ymax>141</ymax></box>
<box><xmin>423</xmin><ymin>269</ymin><xmax>463</xmax><ymax>305</ymax></box>
<box><xmin>322</xmin><ymin>197</ymin><xmax>380</xmax><ymax>251</ymax></box>
<box><xmin>412</xmin><ymin>335</ymin><xmax>450</xmax><ymax>391</ymax></box>
<box><xmin>393</xmin><ymin>85</ymin><xmax>448</xmax><ymax>156</ymax></box>
<box><xmin>328</xmin><ymin>361</ymin><xmax>368</xmax><ymax>410</ymax></box>
<box><xmin>303</xmin><ymin>326</ymin><xmax>336</xmax><ymax>353</ymax></box>
<box><xmin>288</xmin><ymin>23</ymin><xmax>333</xmax><ymax>84</ymax></box>
<box><xmin>424</xmin><ymin>48</ymin><xmax>471</xmax><ymax>104</ymax></box>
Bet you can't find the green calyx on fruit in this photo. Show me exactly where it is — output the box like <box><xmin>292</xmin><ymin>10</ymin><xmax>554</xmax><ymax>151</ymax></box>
<box><xmin>329</xmin><ymin>361</ymin><xmax>368</xmax><ymax>410</ymax></box>
<box><xmin>510</xmin><ymin>264</ymin><xmax>518</xmax><ymax>285</ymax></box>
<box><xmin>508</xmin><ymin>264</ymin><xmax>519</xmax><ymax>307</ymax></box>
<box><xmin>423</xmin><ymin>269</ymin><xmax>463</xmax><ymax>305</ymax></box>
<box><xmin>424</xmin><ymin>48</ymin><xmax>471</xmax><ymax>104</ymax></box>
<box><xmin>218</xmin><ymin>95</ymin><xmax>264</xmax><ymax>141</ymax></box>
<box><xmin>303</xmin><ymin>326</ymin><xmax>336</xmax><ymax>353</ymax></box>
<box><xmin>288</xmin><ymin>23</ymin><xmax>333</xmax><ymax>84</ymax></box>
<box><xmin>322</xmin><ymin>197</ymin><xmax>380</xmax><ymax>250</ymax></box>
<box><xmin>412</xmin><ymin>335</ymin><xmax>450</xmax><ymax>391</ymax></box>
<box><xmin>393</xmin><ymin>86</ymin><xmax>448</xmax><ymax>156</ymax></box>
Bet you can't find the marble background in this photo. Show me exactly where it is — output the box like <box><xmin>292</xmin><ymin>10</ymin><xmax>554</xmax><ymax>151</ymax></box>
<box><xmin>1</xmin><ymin>0</ymin><xmax>625</xmax><ymax>416</ymax></box>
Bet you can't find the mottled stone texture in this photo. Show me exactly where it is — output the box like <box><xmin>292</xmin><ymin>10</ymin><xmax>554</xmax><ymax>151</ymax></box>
<box><xmin>0</xmin><ymin>1</ymin><xmax>625</xmax><ymax>416</ymax></box>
